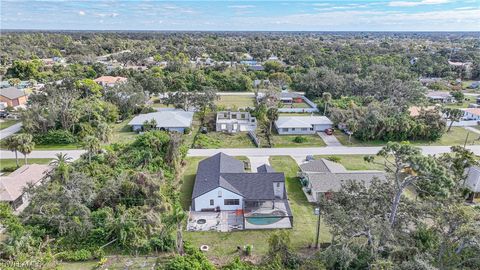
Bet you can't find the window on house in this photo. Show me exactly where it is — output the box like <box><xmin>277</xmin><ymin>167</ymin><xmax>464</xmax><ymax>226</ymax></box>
<box><xmin>282</xmin><ymin>128</ymin><xmax>289</xmax><ymax>132</ymax></box>
<box><xmin>218</xmin><ymin>190</ymin><xmax>222</xmax><ymax>197</ymax></box>
<box><xmin>210</xmin><ymin>199</ymin><xmax>214</xmax><ymax>206</ymax></box>
<box><xmin>232</xmin><ymin>114</ymin><xmax>237</xmax><ymax>119</ymax></box>
<box><xmin>310</xmin><ymin>127</ymin><xmax>314</xmax><ymax>131</ymax></box>
<box><xmin>224</xmin><ymin>199</ymin><xmax>240</xmax><ymax>205</ymax></box>
<box><xmin>223</xmin><ymin>113</ymin><xmax>227</xmax><ymax>118</ymax></box>
<box><xmin>241</xmin><ymin>114</ymin><xmax>246</xmax><ymax>119</ymax></box>
<box><xmin>276</xmin><ymin>182</ymin><xmax>281</xmax><ymax>187</ymax></box>
<box><xmin>292</xmin><ymin>128</ymin><xmax>296</xmax><ymax>131</ymax></box>
<box><xmin>301</xmin><ymin>128</ymin><xmax>308</xmax><ymax>131</ymax></box>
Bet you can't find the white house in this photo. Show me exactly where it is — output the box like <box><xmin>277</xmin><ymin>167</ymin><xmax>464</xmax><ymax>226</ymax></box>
<box><xmin>128</xmin><ymin>110</ymin><xmax>194</xmax><ymax>132</ymax></box>
<box><xmin>426</xmin><ymin>91</ymin><xmax>455</xmax><ymax>103</ymax></box>
<box><xmin>0</xmin><ymin>164</ymin><xmax>51</xmax><ymax>213</ymax></box>
<box><xmin>465</xmin><ymin>166</ymin><xmax>480</xmax><ymax>202</ymax></box>
<box><xmin>216</xmin><ymin>111</ymin><xmax>257</xmax><ymax>133</ymax></box>
<box><xmin>462</xmin><ymin>108</ymin><xmax>480</xmax><ymax>121</ymax></box>
<box><xmin>275</xmin><ymin>116</ymin><xmax>333</xmax><ymax>135</ymax></box>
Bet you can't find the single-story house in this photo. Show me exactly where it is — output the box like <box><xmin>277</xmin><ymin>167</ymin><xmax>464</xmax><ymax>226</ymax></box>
<box><xmin>462</xmin><ymin>108</ymin><xmax>480</xmax><ymax>121</ymax></box>
<box><xmin>190</xmin><ymin>153</ymin><xmax>292</xmax><ymax>230</ymax></box>
<box><xmin>0</xmin><ymin>87</ymin><xmax>28</xmax><ymax>108</ymax></box>
<box><xmin>216</xmin><ymin>111</ymin><xmax>257</xmax><ymax>133</ymax></box>
<box><xmin>275</xmin><ymin>116</ymin><xmax>333</xmax><ymax>135</ymax></box>
<box><xmin>94</xmin><ymin>76</ymin><xmax>128</xmax><ymax>87</ymax></box>
<box><xmin>426</xmin><ymin>91</ymin><xmax>455</xmax><ymax>103</ymax></box>
<box><xmin>279</xmin><ymin>92</ymin><xmax>304</xmax><ymax>104</ymax></box>
<box><xmin>0</xmin><ymin>164</ymin><xmax>51</xmax><ymax>212</ymax></box>
<box><xmin>408</xmin><ymin>106</ymin><xmax>439</xmax><ymax>117</ymax></box>
<box><xmin>128</xmin><ymin>110</ymin><xmax>194</xmax><ymax>132</ymax></box>
<box><xmin>465</xmin><ymin>166</ymin><xmax>480</xmax><ymax>202</ymax></box>
<box><xmin>299</xmin><ymin>158</ymin><xmax>385</xmax><ymax>202</ymax></box>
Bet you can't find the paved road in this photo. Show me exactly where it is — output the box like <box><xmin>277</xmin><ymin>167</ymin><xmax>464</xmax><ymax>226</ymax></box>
<box><xmin>188</xmin><ymin>145</ymin><xmax>480</xmax><ymax>157</ymax></box>
<box><xmin>2</xmin><ymin>145</ymin><xmax>480</xmax><ymax>161</ymax></box>
<box><xmin>0</xmin><ymin>149</ymin><xmax>85</xmax><ymax>160</ymax></box>
<box><xmin>0</xmin><ymin>123</ymin><xmax>22</xmax><ymax>140</ymax></box>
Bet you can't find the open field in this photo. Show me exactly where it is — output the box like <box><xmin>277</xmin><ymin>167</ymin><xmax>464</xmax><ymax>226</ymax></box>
<box><xmin>183</xmin><ymin>156</ymin><xmax>330</xmax><ymax>259</ymax></box>
<box><xmin>0</xmin><ymin>120</ymin><xmax>19</xmax><ymax>130</ymax></box>
<box><xmin>193</xmin><ymin>132</ymin><xmax>257</xmax><ymax>149</ymax></box>
<box><xmin>335</xmin><ymin>127</ymin><xmax>479</xmax><ymax>147</ymax></box>
<box><xmin>215</xmin><ymin>95</ymin><xmax>255</xmax><ymax>109</ymax></box>
<box><xmin>271</xmin><ymin>134</ymin><xmax>326</xmax><ymax>148</ymax></box>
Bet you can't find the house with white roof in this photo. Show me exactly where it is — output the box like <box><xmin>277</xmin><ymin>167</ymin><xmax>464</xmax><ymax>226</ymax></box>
<box><xmin>128</xmin><ymin>110</ymin><xmax>194</xmax><ymax>133</ymax></box>
<box><xmin>465</xmin><ymin>166</ymin><xmax>480</xmax><ymax>202</ymax></box>
<box><xmin>0</xmin><ymin>164</ymin><xmax>51</xmax><ymax>212</ymax></box>
<box><xmin>426</xmin><ymin>91</ymin><xmax>455</xmax><ymax>103</ymax></box>
<box><xmin>461</xmin><ymin>108</ymin><xmax>480</xmax><ymax>121</ymax></box>
<box><xmin>274</xmin><ymin>116</ymin><xmax>333</xmax><ymax>135</ymax></box>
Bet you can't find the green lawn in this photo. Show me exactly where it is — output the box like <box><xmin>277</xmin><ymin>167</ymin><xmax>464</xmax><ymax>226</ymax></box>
<box><xmin>314</xmin><ymin>155</ymin><xmax>385</xmax><ymax>171</ymax></box>
<box><xmin>109</xmin><ymin>118</ymin><xmax>137</xmax><ymax>145</ymax></box>
<box><xmin>0</xmin><ymin>158</ymin><xmax>52</xmax><ymax>173</ymax></box>
<box><xmin>215</xmin><ymin>95</ymin><xmax>255</xmax><ymax>109</ymax></box>
<box><xmin>335</xmin><ymin>127</ymin><xmax>479</xmax><ymax>147</ymax></box>
<box><xmin>193</xmin><ymin>132</ymin><xmax>256</xmax><ymax>149</ymax></box>
<box><xmin>0</xmin><ymin>120</ymin><xmax>19</xmax><ymax>130</ymax></box>
<box><xmin>444</xmin><ymin>95</ymin><xmax>476</xmax><ymax>109</ymax></box>
<box><xmin>183</xmin><ymin>156</ymin><xmax>330</xmax><ymax>259</ymax></box>
<box><xmin>271</xmin><ymin>134</ymin><xmax>326</xmax><ymax>148</ymax></box>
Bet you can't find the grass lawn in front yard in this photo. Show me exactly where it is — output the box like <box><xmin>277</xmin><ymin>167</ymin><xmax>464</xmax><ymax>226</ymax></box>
<box><xmin>314</xmin><ymin>155</ymin><xmax>385</xmax><ymax>171</ymax></box>
<box><xmin>183</xmin><ymin>156</ymin><xmax>330</xmax><ymax>259</ymax></box>
<box><xmin>215</xmin><ymin>95</ymin><xmax>255</xmax><ymax>109</ymax></box>
<box><xmin>109</xmin><ymin>118</ymin><xmax>137</xmax><ymax>145</ymax></box>
<box><xmin>335</xmin><ymin>127</ymin><xmax>479</xmax><ymax>147</ymax></box>
<box><xmin>193</xmin><ymin>132</ymin><xmax>256</xmax><ymax>149</ymax></box>
<box><xmin>0</xmin><ymin>120</ymin><xmax>19</xmax><ymax>130</ymax></box>
<box><xmin>1</xmin><ymin>158</ymin><xmax>53</xmax><ymax>173</ymax></box>
<box><xmin>271</xmin><ymin>134</ymin><xmax>326</xmax><ymax>148</ymax></box>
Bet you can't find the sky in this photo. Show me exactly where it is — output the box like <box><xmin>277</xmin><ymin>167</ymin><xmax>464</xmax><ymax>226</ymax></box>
<box><xmin>1</xmin><ymin>0</ymin><xmax>479</xmax><ymax>31</ymax></box>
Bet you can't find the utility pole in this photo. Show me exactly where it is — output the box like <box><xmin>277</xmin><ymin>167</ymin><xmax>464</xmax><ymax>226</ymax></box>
<box><xmin>464</xmin><ymin>132</ymin><xmax>470</xmax><ymax>147</ymax></box>
<box><xmin>314</xmin><ymin>193</ymin><xmax>323</xmax><ymax>249</ymax></box>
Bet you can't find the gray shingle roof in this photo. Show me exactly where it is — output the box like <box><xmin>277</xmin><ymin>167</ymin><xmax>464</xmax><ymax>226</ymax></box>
<box><xmin>128</xmin><ymin>111</ymin><xmax>194</xmax><ymax>128</ymax></box>
<box><xmin>0</xmin><ymin>87</ymin><xmax>26</xmax><ymax>100</ymax></box>
<box><xmin>257</xmin><ymin>164</ymin><xmax>275</xmax><ymax>173</ymax></box>
<box><xmin>307</xmin><ymin>172</ymin><xmax>386</xmax><ymax>193</ymax></box>
<box><xmin>192</xmin><ymin>153</ymin><xmax>285</xmax><ymax>200</ymax></box>
<box><xmin>300</xmin><ymin>158</ymin><xmax>347</xmax><ymax>173</ymax></box>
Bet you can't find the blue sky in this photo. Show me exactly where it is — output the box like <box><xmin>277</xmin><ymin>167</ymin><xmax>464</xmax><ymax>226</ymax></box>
<box><xmin>1</xmin><ymin>0</ymin><xmax>479</xmax><ymax>31</ymax></box>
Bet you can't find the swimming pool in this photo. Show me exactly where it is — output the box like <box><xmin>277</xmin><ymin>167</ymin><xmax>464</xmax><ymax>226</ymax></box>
<box><xmin>245</xmin><ymin>211</ymin><xmax>286</xmax><ymax>225</ymax></box>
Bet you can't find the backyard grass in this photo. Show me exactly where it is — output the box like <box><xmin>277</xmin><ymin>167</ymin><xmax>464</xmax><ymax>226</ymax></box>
<box><xmin>314</xmin><ymin>155</ymin><xmax>385</xmax><ymax>171</ymax></box>
<box><xmin>281</xmin><ymin>101</ymin><xmax>312</xmax><ymax>109</ymax></box>
<box><xmin>271</xmin><ymin>134</ymin><xmax>326</xmax><ymax>148</ymax></box>
<box><xmin>0</xmin><ymin>120</ymin><xmax>19</xmax><ymax>130</ymax></box>
<box><xmin>0</xmin><ymin>158</ymin><xmax>52</xmax><ymax>173</ymax></box>
<box><xmin>215</xmin><ymin>95</ymin><xmax>255</xmax><ymax>109</ymax></box>
<box><xmin>444</xmin><ymin>95</ymin><xmax>476</xmax><ymax>109</ymax></box>
<box><xmin>193</xmin><ymin>132</ymin><xmax>256</xmax><ymax>149</ymax></box>
<box><xmin>335</xmin><ymin>127</ymin><xmax>479</xmax><ymax>147</ymax></box>
<box><xmin>183</xmin><ymin>156</ymin><xmax>331</xmax><ymax>259</ymax></box>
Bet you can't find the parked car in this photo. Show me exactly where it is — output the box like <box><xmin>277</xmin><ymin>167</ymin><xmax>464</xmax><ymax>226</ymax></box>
<box><xmin>325</xmin><ymin>128</ymin><xmax>334</xmax><ymax>135</ymax></box>
<box><xmin>0</xmin><ymin>111</ymin><xmax>9</xmax><ymax>118</ymax></box>
<box><xmin>306</xmin><ymin>155</ymin><xmax>315</xmax><ymax>161</ymax></box>
<box><xmin>200</xmin><ymin>127</ymin><xmax>208</xmax><ymax>134</ymax></box>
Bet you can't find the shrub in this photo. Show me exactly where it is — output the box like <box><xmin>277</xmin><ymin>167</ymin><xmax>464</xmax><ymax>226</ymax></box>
<box><xmin>184</xmin><ymin>127</ymin><xmax>191</xmax><ymax>135</ymax></box>
<box><xmin>293</xmin><ymin>136</ymin><xmax>307</xmax><ymax>143</ymax></box>
<box><xmin>163</xmin><ymin>249</ymin><xmax>215</xmax><ymax>270</ymax></box>
<box><xmin>1</xmin><ymin>166</ymin><xmax>17</xmax><ymax>173</ymax></box>
<box><xmin>326</xmin><ymin>156</ymin><xmax>341</xmax><ymax>163</ymax></box>
<box><xmin>244</xmin><ymin>245</ymin><xmax>253</xmax><ymax>256</ymax></box>
<box><xmin>56</xmin><ymin>249</ymin><xmax>93</xmax><ymax>262</ymax></box>
<box><xmin>33</xmin><ymin>129</ymin><xmax>76</xmax><ymax>145</ymax></box>
<box><xmin>194</xmin><ymin>134</ymin><xmax>220</xmax><ymax>149</ymax></box>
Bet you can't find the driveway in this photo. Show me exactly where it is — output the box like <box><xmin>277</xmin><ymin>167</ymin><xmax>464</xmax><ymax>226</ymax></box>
<box><xmin>248</xmin><ymin>156</ymin><xmax>270</xmax><ymax>171</ymax></box>
<box><xmin>317</xmin><ymin>132</ymin><xmax>343</xmax><ymax>146</ymax></box>
<box><xmin>0</xmin><ymin>122</ymin><xmax>22</xmax><ymax>140</ymax></box>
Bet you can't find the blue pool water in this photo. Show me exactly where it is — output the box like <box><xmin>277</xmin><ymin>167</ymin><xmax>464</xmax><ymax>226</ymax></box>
<box><xmin>246</xmin><ymin>217</ymin><xmax>282</xmax><ymax>225</ymax></box>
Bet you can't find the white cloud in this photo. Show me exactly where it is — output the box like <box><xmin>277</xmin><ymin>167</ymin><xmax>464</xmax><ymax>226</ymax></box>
<box><xmin>388</xmin><ymin>0</ymin><xmax>450</xmax><ymax>7</ymax></box>
<box><xmin>78</xmin><ymin>10</ymin><xmax>85</xmax><ymax>16</ymax></box>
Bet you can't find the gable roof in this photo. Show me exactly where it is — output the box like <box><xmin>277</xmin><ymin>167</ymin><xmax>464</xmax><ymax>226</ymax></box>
<box><xmin>94</xmin><ymin>76</ymin><xmax>127</xmax><ymax>84</ymax></box>
<box><xmin>0</xmin><ymin>87</ymin><xmax>26</xmax><ymax>100</ymax></box>
<box><xmin>0</xmin><ymin>164</ymin><xmax>51</xmax><ymax>202</ymax></box>
<box><xmin>275</xmin><ymin>116</ymin><xmax>332</xmax><ymax>129</ymax></box>
<box><xmin>462</xmin><ymin>108</ymin><xmax>480</xmax><ymax>117</ymax></box>
<box><xmin>307</xmin><ymin>172</ymin><xmax>386</xmax><ymax>193</ymax></box>
<box><xmin>426</xmin><ymin>91</ymin><xmax>452</xmax><ymax>99</ymax></box>
<box><xmin>257</xmin><ymin>164</ymin><xmax>275</xmax><ymax>173</ymax></box>
<box><xmin>300</xmin><ymin>158</ymin><xmax>347</xmax><ymax>173</ymax></box>
<box><xmin>128</xmin><ymin>111</ymin><xmax>194</xmax><ymax>128</ymax></box>
<box><xmin>192</xmin><ymin>153</ymin><xmax>285</xmax><ymax>200</ymax></box>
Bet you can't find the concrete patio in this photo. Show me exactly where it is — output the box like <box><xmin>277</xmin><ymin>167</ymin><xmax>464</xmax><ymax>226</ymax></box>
<box><xmin>187</xmin><ymin>211</ymin><xmax>243</xmax><ymax>232</ymax></box>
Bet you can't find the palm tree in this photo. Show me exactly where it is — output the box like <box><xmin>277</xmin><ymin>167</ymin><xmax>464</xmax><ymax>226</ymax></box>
<box><xmin>16</xmin><ymin>134</ymin><xmax>35</xmax><ymax>165</ymax></box>
<box><xmin>96</xmin><ymin>122</ymin><xmax>113</xmax><ymax>143</ymax></box>
<box><xmin>4</xmin><ymin>136</ymin><xmax>20</xmax><ymax>167</ymax></box>
<box><xmin>166</xmin><ymin>203</ymin><xmax>187</xmax><ymax>255</ymax></box>
<box><xmin>50</xmin><ymin>152</ymin><xmax>72</xmax><ymax>183</ymax></box>
<box><xmin>82</xmin><ymin>136</ymin><xmax>100</xmax><ymax>163</ymax></box>
<box><xmin>322</xmin><ymin>92</ymin><xmax>332</xmax><ymax>116</ymax></box>
<box><xmin>266</xmin><ymin>107</ymin><xmax>279</xmax><ymax>135</ymax></box>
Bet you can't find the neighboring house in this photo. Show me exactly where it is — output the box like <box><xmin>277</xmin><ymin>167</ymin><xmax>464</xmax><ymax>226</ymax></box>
<box><xmin>128</xmin><ymin>110</ymin><xmax>194</xmax><ymax>132</ymax></box>
<box><xmin>190</xmin><ymin>153</ymin><xmax>292</xmax><ymax>230</ymax></box>
<box><xmin>465</xmin><ymin>166</ymin><xmax>480</xmax><ymax>202</ymax></box>
<box><xmin>275</xmin><ymin>116</ymin><xmax>333</xmax><ymax>135</ymax></box>
<box><xmin>0</xmin><ymin>164</ymin><xmax>51</xmax><ymax>212</ymax></box>
<box><xmin>279</xmin><ymin>92</ymin><xmax>304</xmax><ymax>104</ymax></box>
<box><xmin>419</xmin><ymin>77</ymin><xmax>444</xmax><ymax>86</ymax></box>
<box><xmin>216</xmin><ymin>111</ymin><xmax>257</xmax><ymax>133</ymax></box>
<box><xmin>461</xmin><ymin>108</ymin><xmax>480</xmax><ymax>121</ymax></box>
<box><xmin>0</xmin><ymin>87</ymin><xmax>28</xmax><ymax>108</ymax></box>
<box><xmin>94</xmin><ymin>76</ymin><xmax>128</xmax><ymax>87</ymax></box>
<box><xmin>408</xmin><ymin>106</ymin><xmax>438</xmax><ymax>117</ymax></box>
<box><xmin>299</xmin><ymin>158</ymin><xmax>385</xmax><ymax>202</ymax></box>
<box><xmin>426</xmin><ymin>91</ymin><xmax>455</xmax><ymax>103</ymax></box>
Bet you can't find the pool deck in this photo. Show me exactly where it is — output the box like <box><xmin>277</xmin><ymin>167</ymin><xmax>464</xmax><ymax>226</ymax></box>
<box><xmin>187</xmin><ymin>211</ymin><xmax>243</xmax><ymax>232</ymax></box>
